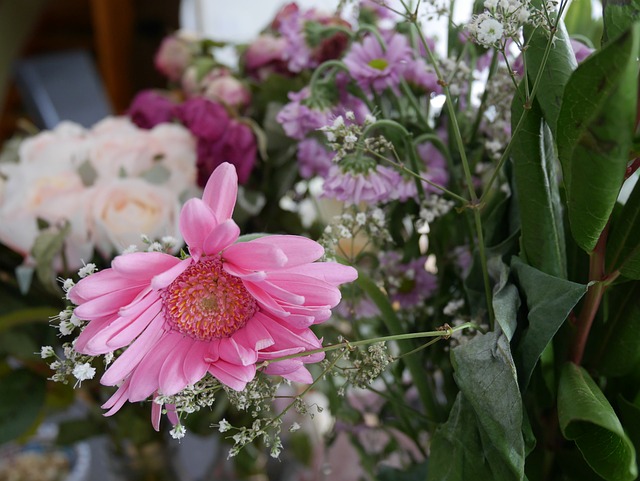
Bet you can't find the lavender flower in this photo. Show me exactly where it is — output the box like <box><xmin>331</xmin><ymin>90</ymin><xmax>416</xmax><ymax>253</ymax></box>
<box><xmin>322</xmin><ymin>163</ymin><xmax>400</xmax><ymax>205</ymax></box>
<box><xmin>297</xmin><ymin>138</ymin><xmax>334</xmax><ymax>178</ymax></box>
<box><xmin>276</xmin><ymin>88</ymin><xmax>332</xmax><ymax>140</ymax></box>
<box><xmin>343</xmin><ymin>33</ymin><xmax>412</xmax><ymax>94</ymax></box>
<box><xmin>379</xmin><ymin>252</ymin><xmax>438</xmax><ymax>309</ymax></box>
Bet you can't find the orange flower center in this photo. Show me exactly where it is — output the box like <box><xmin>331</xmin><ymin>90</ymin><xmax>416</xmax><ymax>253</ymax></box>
<box><xmin>162</xmin><ymin>257</ymin><xmax>257</xmax><ymax>340</ymax></box>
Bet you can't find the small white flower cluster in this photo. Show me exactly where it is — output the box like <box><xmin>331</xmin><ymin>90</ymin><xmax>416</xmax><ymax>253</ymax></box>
<box><xmin>224</xmin><ymin>375</ymin><xmax>279</xmax><ymax>417</ymax></box>
<box><xmin>140</xmin><ymin>234</ymin><xmax>179</xmax><ymax>253</ymax></box>
<box><xmin>416</xmin><ymin>195</ymin><xmax>455</xmax><ymax>231</ymax></box>
<box><xmin>346</xmin><ymin>343</ymin><xmax>393</xmax><ymax>389</ymax></box>
<box><xmin>467</xmin><ymin>0</ymin><xmax>560</xmax><ymax>48</ymax></box>
<box><xmin>46</xmin><ymin>340</ymin><xmax>97</xmax><ymax>387</ymax></box>
<box><xmin>155</xmin><ymin>375</ymin><xmax>223</xmax><ymax>417</ymax></box>
<box><xmin>481</xmin><ymin>67</ymin><xmax>515</xmax><ymax>158</ymax></box>
<box><xmin>320</xmin><ymin>112</ymin><xmax>377</xmax><ymax>162</ymax></box>
<box><xmin>438</xmin><ymin>57</ymin><xmax>472</xmax><ymax>98</ymax></box>
<box><xmin>320</xmin><ymin>206</ymin><xmax>391</xmax><ymax>259</ymax></box>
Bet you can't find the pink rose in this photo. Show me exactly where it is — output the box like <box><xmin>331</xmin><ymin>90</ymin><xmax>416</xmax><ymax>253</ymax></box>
<box><xmin>244</xmin><ymin>34</ymin><xmax>289</xmax><ymax>80</ymax></box>
<box><xmin>203</xmin><ymin>75</ymin><xmax>251</xmax><ymax>110</ymax></box>
<box><xmin>154</xmin><ymin>34</ymin><xmax>193</xmax><ymax>82</ymax></box>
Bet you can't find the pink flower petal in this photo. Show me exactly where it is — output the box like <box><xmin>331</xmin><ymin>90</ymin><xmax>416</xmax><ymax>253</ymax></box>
<box><xmin>265</xmin><ymin>273</ymin><xmax>342</xmax><ymax>306</ymax></box>
<box><xmin>223</xmin><ymin>241</ymin><xmax>287</xmax><ymax>271</ymax></box>
<box><xmin>180</xmin><ymin>198</ymin><xmax>218</xmax><ymax>258</ymax></box>
<box><xmin>202</xmin><ymin>162</ymin><xmax>238</xmax><ymax>222</ymax></box>
<box><xmin>233</xmin><ymin>317</ymin><xmax>275</xmax><ymax>351</ymax></box>
<box><xmin>264</xmin><ymin>361</ymin><xmax>314</xmax><ymax>383</ymax></box>
<box><xmin>69</xmin><ymin>269</ymin><xmax>134</xmax><ymax>304</ymax></box>
<box><xmin>101</xmin><ymin>313</ymin><xmax>166</xmax><ymax>386</ymax></box>
<box><xmin>183</xmin><ymin>341</ymin><xmax>212</xmax><ymax>385</ymax></box>
<box><xmin>128</xmin><ymin>332</ymin><xmax>183</xmax><ymax>402</ymax></box>
<box><xmin>203</xmin><ymin>219</ymin><xmax>240</xmax><ymax>256</ymax></box>
<box><xmin>251</xmin><ymin>235</ymin><xmax>324</xmax><ymax>266</ymax></box>
<box><xmin>219</xmin><ymin>336</ymin><xmax>258</xmax><ymax>366</ymax></box>
<box><xmin>150</xmin><ymin>258</ymin><xmax>192</xmax><ymax>290</ymax></box>
<box><xmin>208</xmin><ymin>360</ymin><xmax>256</xmax><ymax>391</ymax></box>
<box><xmin>223</xmin><ymin>263</ymin><xmax>267</xmax><ymax>282</ymax></box>
<box><xmin>105</xmin><ymin>298</ymin><xmax>163</xmax><ymax>350</ymax></box>
<box><xmin>112</xmin><ymin>252</ymin><xmax>182</xmax><ymax>281</ymax></box>
<box><xmin>74</xmin><ymin>284</ymin><xmax>143</xmax><ymax>321</ymax></box>
<box><xmin>102</xmin><ymin>378</ymin><xmax>132</xmax><ymax>416</ymax></box>
<box><xmin>159</xmin><ymin>336</ymin><xmax>194</xmax><ymax>396</ymax></box>
<box><xmin>75</xmin><ymin>317</ymin><xmax>111</xmax><ymax>354</ymax></box>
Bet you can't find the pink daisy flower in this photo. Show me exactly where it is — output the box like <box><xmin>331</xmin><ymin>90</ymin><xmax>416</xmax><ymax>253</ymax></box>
<box><xmin>68</xmin><ymin>162</ymin><xmax>357</xmax><ymax>425</ymax></box>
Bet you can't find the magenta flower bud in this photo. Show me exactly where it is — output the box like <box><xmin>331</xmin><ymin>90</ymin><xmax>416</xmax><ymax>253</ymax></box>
<box><xmin>204</xmin><ymin>75</ymin><xmax>251</xmax><ymax>110</ymax></box>
<box><xmin>174</xmin><ymin>98</ymin><xmax>229</xmax><ymax>141</ymax></box>
<box><xmin>128</xmin><ymin>90</ymin><xmax>176</xmax><ymax>129</ymax></box>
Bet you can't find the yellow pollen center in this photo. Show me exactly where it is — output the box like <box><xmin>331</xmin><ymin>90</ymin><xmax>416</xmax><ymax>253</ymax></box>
<box><xmin>162</xmin><ymin>257</ymin><xmax>257</xmax><ymax>341</ymax></box>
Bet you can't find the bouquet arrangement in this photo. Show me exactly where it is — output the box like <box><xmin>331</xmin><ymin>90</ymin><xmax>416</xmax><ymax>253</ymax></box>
<box><xmin>1</xmin><ymin>0</ymin><xmax>639</xmax><ymax>480</ymax></box>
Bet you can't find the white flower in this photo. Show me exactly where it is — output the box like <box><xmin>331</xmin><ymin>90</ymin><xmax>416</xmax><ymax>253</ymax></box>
<box><xmin>69</xmin><ymin>313</ymin><xmax>83</xmax><ymax>327</ymax></box>
<box><xmin>72</xmin><ymin>362</ymin><xmax>96</xmax><ymax>382</ymax></box>
<box><xmin>62</xmin><ymin>278</ymin><xmax>75</xmax><ymax>292</ymax></box>
<box><xmin>218</xmin><ymin>419</ymin><xmax>232</xmax><ymax>433</ymax></box>
<box><xmin>59</xmin><ymin>321</ymin><xmax>75</xmax><ymax>336</ymax></box>
<box><xmin>170</xmin><ymin>424</ymin><xmax>187</xmax><ymax>440</ymax></box>
<box><xmin>40</xmin><ymin>346</ymin><xmax>55</xmax><ymax>358</ymax></box>
<box><xmin>484</xmin><ymin>0</ymin><xmax>499</xmax><ymax>8</ymax></box>
<box><xmin>476</xmin><ymin>15</ymin><xmax>504</xmax><ymax>46</ymax></box>
<box><xmin>77</xmin><ymin>262</ymin><xmax>96</xmax><ymax>278</ymax></box>
<box><xmin>289</xmin><ymin>422</ymin><xmax>301</xmax><ymax>432</ymax></box>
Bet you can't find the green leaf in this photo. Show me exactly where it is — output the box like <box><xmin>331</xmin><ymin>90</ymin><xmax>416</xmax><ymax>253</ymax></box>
<box><xmin>429</xmin><ymin>394</ymin><xmax>494</xmax><ymax>481</ymax></box>
<box><xmin>558</xmin><ymin>363</ymin><xmax>637</xmax><ymax>481</ymax></box>
<box><xmin>524</xmin><ymin>18</ymin><xmax>576</xmax><ymax>135</ymax></box>
<box><xmin>603</xmin><ymin>0</ymin><xmax>640</xmax><ymax>46</ymax></box>
<box><xmin>618</xmin><ymin>395</ymin><xmax>640</xmax><ymax>456</ymax></box>
<box><xmin>377</xmin><ymin>460</ymin><xmax>429</xmax><ymax>481</ymax></box>
<box><xmin>0</xmin><ymin>369</ymin><xmax>47</xmax><ymax>443</ymax></box>
<box><xmin>591</xmin><ymin>282</ymin><xmax>640</xmax><ymax>376</ymax></box>
<box><xmin>492</xmin><ymin>260</ymin><xmax>520</xmax><ymax>341</ymax></box>
<box><xmin>429</xmin><ymin>330</ymin><xmax>526</xmax><ymax>481</ymax></box>
<box><xmin>511</xmin><ymin>89</ymin><xmax>567</xmax><ymax>278</ymax></box>
<box><xmin>511</xmin><ymin>256</ymin><xmax>587</xmax><ymax>389</ymax></box>
<box><xmin>31</xmin><ymin>221</ymin><xmax>71</xmax><ymax>291</ymax></box>
<box><xmin>556</xmin><ymin>25</ymin><xmax>639</xmax><ymax>253</ymax></box>
<box><xmin>565</xmin><ymin>0</ymin><xmax>593</xmax><ymax>36</ymax></box>
<box><xmin>606</xmin><ymin>180</ymin><xmax>640</xmax><ymax>278</ymax></box>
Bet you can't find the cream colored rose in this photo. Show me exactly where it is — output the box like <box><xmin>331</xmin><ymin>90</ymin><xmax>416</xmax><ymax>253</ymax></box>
<box><xmin>88</xmin><ymin>178</ymin><xmax>182</xmax><ymax>257</ymax></box>
<box><xmin>147</xmin><ymin>123</ymin><xmax>198</xmax><ymax>195</ymax></box>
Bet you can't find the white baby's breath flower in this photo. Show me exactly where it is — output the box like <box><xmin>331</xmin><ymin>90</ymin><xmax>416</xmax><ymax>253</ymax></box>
<box><xmin>59</xmin><ymin>321</ymin><xmax>75</xmax><ymax>336</ymax></box>
<box><xmin>122</xmin><ymin>244</ymin><xmax>138</xmax><ymax>254</ymax></box>
<box><xmin>72</xmin><ymin>362</ymin><xmax>96</xmax><ymax>383</ymax></box>
<box><xmin>218</xmin><ymin>419</ymin><xmax>232</xmax><ymax>433</ymax></box>
<box><xmin>170</xmin><ymin>424</ymin><xmax>187</xmax><ymax>440</ymax></box>
<box><xmin>78</xmin><ymin>262</ymin><xmax>97</xmax><ymax>278</ymax></box>
<box><xmin>477</xmin><ymin>17</ymin><xmax>504</xmax><ymax>45</ymax></box>
<box><xmin>69</xmin><ymin>313</ymin><xmax>83</xmax><ymax>327</ymax></box>
<box><xmin>40</xmin><ymin>346</ymin><xmax>55</xmax><ymax>358</ymax></box>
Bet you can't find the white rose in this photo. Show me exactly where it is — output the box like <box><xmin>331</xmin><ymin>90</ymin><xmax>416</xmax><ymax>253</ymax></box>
<box><xmin>19</xmin><ymin>121</ymin><xmax>89</xmax><ymax>168</ymax></box>
<box><xmin>88</xmin><ymin>178</ymin><xmax>182</xmax><ymax>257</ymax></box>
<box><xmin>147</xmin><ymin>123</ymin><xmax>198</xmax><ymax>194</ymax></box>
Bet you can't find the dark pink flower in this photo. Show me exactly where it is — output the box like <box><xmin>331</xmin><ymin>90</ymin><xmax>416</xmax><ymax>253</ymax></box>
<box><xmin>196</xmin><ymin>120</ymin><xmax>257</xmax><ymax>186</ymax></box>
<box><xmin>128</xmin><ymin>90</ymin><xmax>176</xmax><ymax>129</ymax></box>
<box><xmin>244</xmin><ymin>34</ymin><xmax>290</xmax><ymax>80</ymax></box>
<box><xmin>174</xmin><ymin>98</ymin><xmax>229</xmax><ymax>141</ymax></box>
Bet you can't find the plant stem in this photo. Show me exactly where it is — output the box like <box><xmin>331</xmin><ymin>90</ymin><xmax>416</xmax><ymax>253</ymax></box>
<box><xmin>569</xmin><ymin>224</ymin><xmax>610</xmax><ymax>365</ymax></box>
<box><xmin>263</xmin><ymin>322</ymin><xmax>476</xmax><ymax>365</ymax></box>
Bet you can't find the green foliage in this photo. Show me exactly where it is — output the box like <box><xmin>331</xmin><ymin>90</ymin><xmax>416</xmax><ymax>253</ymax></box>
<box><xmin>430</xmin><ymin>331</ymin><xmax>525</xmax><ymax>481</ymax></box>
<box><xmin>0</xmin><ymin>368</ymin><xmax>47</xmax><ymax>443</ymax></box>
<box><xmin>602</xmin><ymin>0</ymin><xmax>640</xmax><ymax>46</ymax></box>
<box><xmin>556</xmin><ymin>24</ymin><xmax>639</xmax><ymax>253</ymax></box>
<box><xmin>31</xmin><ymin>221</ymin><xmax>71</xmax><ymax>293</ymax></box>
<box><xmin>606</xmin><ymin>180</ymin><xmax>640</xmax><ymax>278</ymax></box>
<box><xmin>511</xmin><ymin>257</ymin><xmax>587</xmax><ymax>389</ymax></box>
<box><xmin>511</xmin><ymin>90</ymin><xmax>567</xmax><ymax>278</ymax></box>
<box><xmin>558</xmin><ymin>363</ymin><xmax>637</xmax><ymax>481</ymax></box>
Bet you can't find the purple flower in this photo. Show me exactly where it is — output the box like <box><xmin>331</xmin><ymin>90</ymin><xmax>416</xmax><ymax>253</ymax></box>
<box><xmin>393</xmin><ymin>140</ymin><xmax>449</xmax><ymax>201</ymax></box>
<box><xmin>322</xmin><ymin>164</ymin><xmax>400</xmax><ymax>204</ymax></box>
<box><xmin>343</xmin><ymin>33</ymin><xmax>412</xmax><ymax>94</ymax></box>
<box><xmin>404</xmin><ymin>59</ymin><xmax>441</xmax><ymax>94</ymax></box>
<box><xmin>276</xmin><ymin>88</ymin><xmax>331</xmax><ymax>140</ymax></box>
<box><xmin>244</xmin><ymin>34</ymin><xmax>290</xmax><ymax>80</ymax></box>
<box><xmin>571</xmin><ymin>39</ymin><xmax>594</xmax><ymax>63</ymax></box>
<box><xmin>297</xmin><ymin>138</ymin><xmax>334</xmax><ymax>178</ymax></box>
<box><xmin>174</xmin><ymin>98</ymin><xmax>229</xmax><ymax>141</ymax></box>
<box><xmin>196</xmin><ymin>120</ymin><xmax>256</xmax><ymax>186</ymax></box>
<box><xmin>379</xmin><ymin>251</ymin><xmax>438</xmax><ymax>309</ymax></box>
<box><xmin>128</xmin><ymin>90</ymin><xmax>176</xmax><ymax>129</ymax></box>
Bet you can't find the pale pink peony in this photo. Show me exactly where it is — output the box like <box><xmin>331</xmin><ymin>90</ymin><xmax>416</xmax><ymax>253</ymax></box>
<box><xmin>69</xmin><ymin>163</ymin><xmax>357</xmax><ymax>425</ymax></box>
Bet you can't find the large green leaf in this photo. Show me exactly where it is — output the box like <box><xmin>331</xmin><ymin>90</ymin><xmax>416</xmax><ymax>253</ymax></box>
<box><xmin>511</xmin><ymin>90</ymin><xmax>567</xmax><ymax>278</ymax></box>
<box><xmin>606</xmin><ymin>180</ymin><xmax>640</xmax><ymax>278</ymax></box>
<box><xmin>429</xmin><ymin>330</ymin><xmax>525</xmax><ymax>481</ymax></box>
<box><xmin>511</xmin><ymin>257</ymin><xmax>587</xmax><ymax>390</ymax></box>
<box><xmin>0</xmin><ymin>369</ymin><xmax>46</xmax><ymax>443</ymax></box>
<box><xmin>602</xmin><ymin>0</ymin><xmax>640</xmax><ymax>46</ymax></box>
<box><xmin>558</xmin><ymin>363</ymin><xmax>637</xmax><ymax>481</ymax></box>
<box><xmin>556</xmin><ymin>25</ymin><xmax>639</xmax><ymax>253</ymax></box>
<box><xmin>591</xmin><ymin>282</ymin><xmax>640</xmax><ymax>376</ymax></box>
<box><xmin>428</xmin><ymin>394</ymin><xmax>494</xmax><ymax>481</ymax></box>
<box><xmin>524</xmin><ymin>18</ymin><xmax>576</xmax><ymax>136</ymax></box>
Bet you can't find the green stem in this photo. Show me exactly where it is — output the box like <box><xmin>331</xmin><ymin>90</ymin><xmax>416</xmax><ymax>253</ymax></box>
<box><xmin>473</xmin><ymin>208</ymin><xmax>495</xmax><ymax>328</ymax></box>
<box><xmin>0</xmin><ymin>307</ymin><xmax>59</xmax><ymax>333</ymax></box>
<box><xmin>308</xmin><ymin>59</ymin><xmax>349</xmax><ymax>97</ymax></box>
<box><xmin>263</xmin><ymin>322</ymin><xmax>475</xmax><ymax>365</ymax></box>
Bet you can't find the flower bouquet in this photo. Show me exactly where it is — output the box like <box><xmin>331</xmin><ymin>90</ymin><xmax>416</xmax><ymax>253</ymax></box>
<box><xmin>1</xmin><ymin>0</ymin><xmax>639</xmax><ymax>480</ymax></box>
